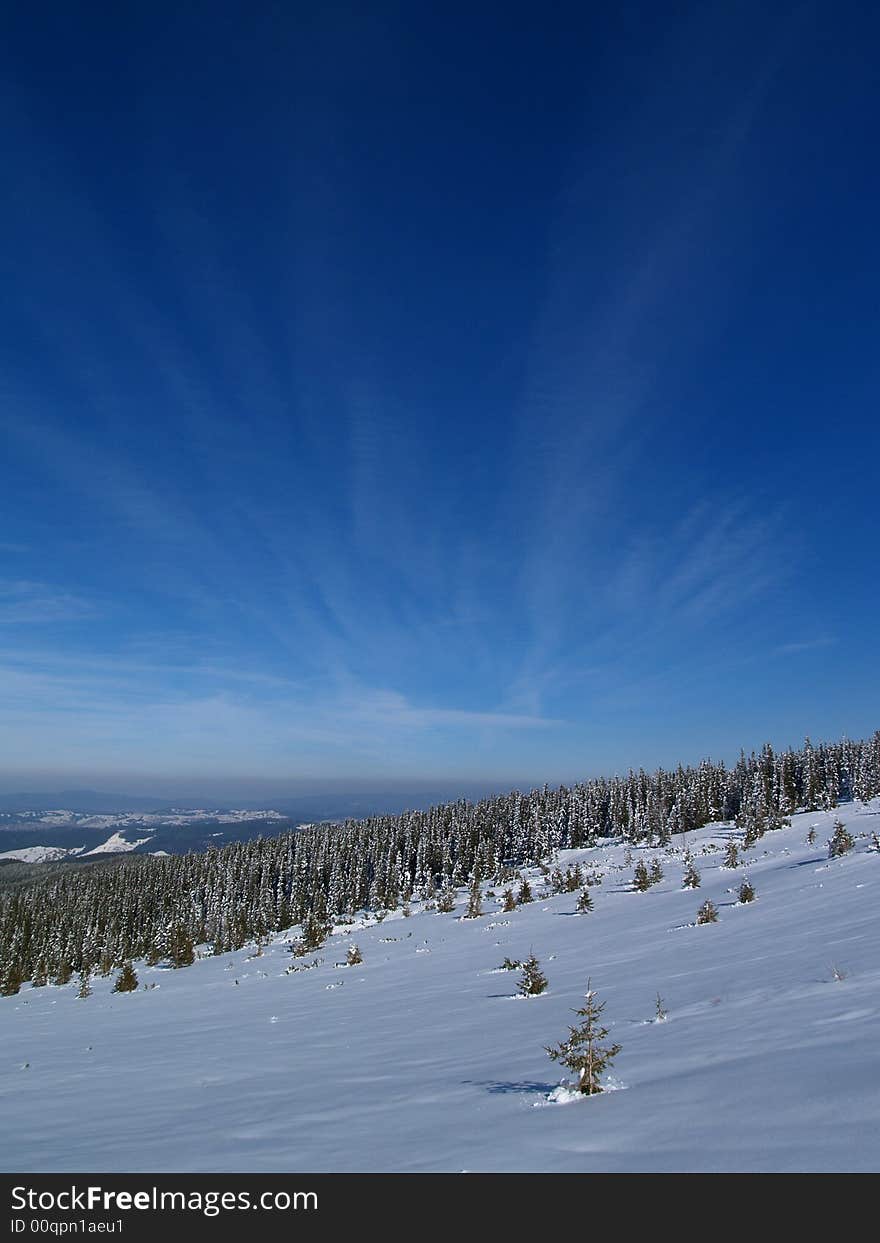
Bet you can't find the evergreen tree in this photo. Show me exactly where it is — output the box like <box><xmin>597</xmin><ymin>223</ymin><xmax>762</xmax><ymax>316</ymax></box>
<box><xmin>649</xmin><ymin>858</ymin><xmax>664</xmax><ymax>885</ymax></box>
<box><xmin>576</xmin><ymin>888</ymin><xmax>594</xmax><ymax>914</ymax></box>
<box><xmin>517</xmin><ymin>876</ymin><xmax>534</xmax><ymax>905</ymax></box>
<box><xmin>346</xmin><ymin>944</ymin><xmax>363</xmax><ymax>966</ymax></box>
<box><xmin>112</xmin><ymin>961</ymin><xmax>139</xmax><ymax>993</ymax></box>
<box><xmin>53</xmin><ymin>960</ymin><xmax>73</xmax><ymax>987</ymax></box>
<box><xmin>465</xmin><ymin>872</ymin><xmax>483</xmax><ymax>918</ymax></box>
<box><xmin>501</xmin><ymin>888</ymin><xmax>516</xmax><ymax>913</ymax></box>
<box><xmin>723</xmin><ymin>841</ymin><xmax>739</xmax><ymax>869</ymax></box>
<box><xmin>633</xmin><ymin>860</ymin><xmax>651</xmax><ymax>892</ymax></box>
<box><xmin>436</xmin><ymin>888</ymin><xmax>456</xmax><ymax>913</ymax></box>
<box><xmin>0</xmin><ymin>958</ymin><xmax>23</xmax><ymax>997</ymax></box>
<box><xmin>828</xmin><ymin>820</ymin><xmax>854</xmax><ymax>858</ymax></box>
<box><xmin>737</xmin><ymin>879</ymin><xmax>755</xmax><ymax>903</ymax></box>
<box><xmin>77</xmin><ymin>969</ymin><xmax>92</xmax><ymax>998</ymax></box>
<box><xmin>301</xmin><ymin>910</ymin><xmax>329</xmax><ymax>952</ymax></box>
<box><xmin>654</xmin><ymin>992</ymin><xmax>667</xmax><ymax>1022</ymax></box>
<box><xmin>545</xmin><ymin>980</ymin><xmax>621</xmax><ymax>1095</ymax></box>
<box><xmin>565</xmin><ymin>864</ymin><xmax>583</xmax><ymax>892</ymax></box>
<box><xmin>518</xmin><ymin>953</ymin><xmax>548</xmax><ymax>996</ymax></box>
<box><xmin>696</xmin><ymin>899</ymin><xmax>718</xmax><ymax>924</ymax></box>
<box><xmin>168</xmin><ymin>925</ymin><xmax>195</xmax><ymax>969</ymax></box>
<box><xmin>682</xmin><ymin>853</ymin><xmax>701</xmax><ymax>889</ymax></box>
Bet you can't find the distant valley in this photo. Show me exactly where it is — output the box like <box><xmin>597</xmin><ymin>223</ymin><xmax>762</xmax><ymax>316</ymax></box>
<box><xmin>0</xmin><ymin>806</ymin><xmax>300</xmax><ymax>866</ymax></box>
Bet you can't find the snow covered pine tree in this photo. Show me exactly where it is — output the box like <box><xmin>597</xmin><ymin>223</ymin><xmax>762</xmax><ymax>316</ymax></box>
<box><xmin>546</xmin><ymin>980</ymin><xmax>621</xmax><ymax>1095</ymax></box>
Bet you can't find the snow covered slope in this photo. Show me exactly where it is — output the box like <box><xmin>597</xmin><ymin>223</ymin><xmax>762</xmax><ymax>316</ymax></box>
<box><xmin>1</xmin><ymin>802</ymin><xmax>878</xmax><ymax>1173</ymax></box>
<box><xmin>82</xmin><ymin>832</ymin><xmax>153</xmax><ymax>855</ymax></box>
<box><xmin>0</xmin><ymin>845</ymin><xmax>83</xmax><ymax>863</ymax></box>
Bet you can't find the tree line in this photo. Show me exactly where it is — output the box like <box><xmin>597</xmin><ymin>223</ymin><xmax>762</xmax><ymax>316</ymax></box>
<box><xmin>1</xmin><ymin>731</ymin><xmax>877</xmax><ymax>995</ymax></box>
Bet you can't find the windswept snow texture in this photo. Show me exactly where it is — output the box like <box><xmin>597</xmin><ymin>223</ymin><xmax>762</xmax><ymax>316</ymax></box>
<box><xmin>2</xmin><ymin>802</ymin><xmax>879</xmax><ymax>1172</ymax></box>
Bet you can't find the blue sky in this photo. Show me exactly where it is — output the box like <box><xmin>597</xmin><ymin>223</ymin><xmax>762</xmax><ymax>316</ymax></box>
<box><xmin>1</xmin><ymin>2</ymin><xmax>877</xmax><ymax>796</ymax></box>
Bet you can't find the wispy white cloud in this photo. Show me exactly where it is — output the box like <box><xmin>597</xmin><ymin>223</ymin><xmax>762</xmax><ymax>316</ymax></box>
<box><xmin>775</xmin><ymin>637</ymin><xmax>836</xmax><ymax>655</ymax></box>
<box><xmin>607</xmin><ymin>497</ymin><xmax>790</xmax><ymax>627</ymax></box>
<box><xmin>0</xmin><ymin>580</ymin><xmax>93</xmax><ymax>625</ymax></box>
<box><xmin>491</xmin><ymin>8</ymin><xmax>807</xmax><ymax>721</ymax></box>
<box><xmin>0</xmin><ymin>654</ymin><xmax>561</xmax><ymax>778</ymax></box>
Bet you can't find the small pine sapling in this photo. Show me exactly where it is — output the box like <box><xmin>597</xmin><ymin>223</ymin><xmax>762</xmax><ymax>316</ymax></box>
<box><xmin>654</xmin><ymin>992</ymin><xmax>668</xmax><ymax>1023</ymax></box>
<box><xmin>633</xmin><ymin>860</ymin><xmax>651</xmax><ymax>892</ymax></box>
<box><xmin>436</xmin><ymin>888</ymin><xmax>456</xmax><ymax>913</ymax></box>
<box><xmin>501</xmin><ymin>888</ymin><xmax>517</xmax><ymax>913</ymax></box>
<box><xmin>346</xmin><ymin>944</ymin><xmax>363</xmax><ymax>966</ymax></box>
<box><xmin>805</xmin><ymin>827</ymin><xmax>817</xmax><ymax>846</ymax></box>
<box><xmin>737</xmin><ymin>878</ymin><xmax>755</xmax><ymax>904</ymax></box>
<box><xmin>545</xmin><ymin>979</ymin><xmax>621</xmax><ymax>1095</ymax></box>
<box><xmin>576</xmin><ymin>888</ymin><xmax>594</xmax><ymax>914</ymax></box>
<box><xmin>869</xmin><ymin>832</ymin><xmax>880</xmax><ymax>853</ymax></box>
<box><xmin>742</xmin><ymin>819</ymin><xmax>761</xmax><ymax>849</ymax></box>
<box><xmin>113</xmin><ymin>961</ymin><xmax>139</xmax><ymax>993</ymax></box>
<box><xmin>517</xmin><ymin>877</ymin><xmax>534</xmax><ymax>905</ymax></box>
<box><xmin>723</xmin><ymin>841</ymin><xmax>739</xmax><ymax>869</ymax></box>
<box><xmin>518</xmin><ymin>952</ymin><xmax>548</xmax><ymax>996</ymax></box>
<box><xmin>828</xmin><ymin>820</ymin><xmax>855</xmax><ymax>858</ymax></box>
<box><xmin>466</xmin><ymin>873</ymin><xmax>483</xmax><ymax>919</ymax></box>
<box><xmin>77</xmin><ymin>970</ymin><xmax>92</xmax><ymax>998</ymax></box>
<box><xmin>649</xmin><ymin>858</ymin><xmax>664</xmax><ymax>885</ymax></box>
<box><xmin>301</xmin><ymin>911</ymin><xmax>329</xmax><ymax>951</ymax></box>
<box><xmin>696</xmin><ymin>899</ymin><xmax>718</xmax><ymax>924</ymax></box>
<box><xmin>682</xmin><ymin>854</ymin><xmax>701</xmax><ymax>889</ymax></box>
<box><xmin>500</xmin><ymin>956</ymin><xmax>521</xmax><ymax>971</ymax></box>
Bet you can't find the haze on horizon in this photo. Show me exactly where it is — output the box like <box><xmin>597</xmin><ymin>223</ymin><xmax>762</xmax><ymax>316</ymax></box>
<box><xmin>1</xmin><ymin>4</ymin><xmax>877</xmax><ymax>798</ymax></box>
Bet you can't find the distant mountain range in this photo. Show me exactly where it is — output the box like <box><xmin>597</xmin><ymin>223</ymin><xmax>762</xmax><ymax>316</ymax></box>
<box><xmin>0</xmin><ymin>790</ymin><xmax>181</xmax><ymax>814</ymax></box>
<box><xmin>0</xmin><ymin>783</ymin><xmax>503</xmax><ymax>820</ymax></box>
<box><xmin>0</xmin><ymin>806</ymin><xmax>299</xmax><ymax>861</ymax></box>
<box><xmin>0</xmin><ymin>783</ymin><xmax>506</xmax><ymax>865</ymax></box>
